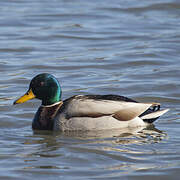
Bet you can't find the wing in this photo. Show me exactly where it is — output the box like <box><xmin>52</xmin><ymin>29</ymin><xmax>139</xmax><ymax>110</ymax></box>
<box><xmin>63</xmin><ymin>95</ymin><xmax>154</xmax><ymax>121</ymax></box>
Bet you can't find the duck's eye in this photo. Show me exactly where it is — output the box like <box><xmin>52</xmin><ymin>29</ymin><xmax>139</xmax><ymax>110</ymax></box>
<box><xmin>40</xmin><ymin>81</ymin><xmax>45</xmax><ymax>86</ymax></box>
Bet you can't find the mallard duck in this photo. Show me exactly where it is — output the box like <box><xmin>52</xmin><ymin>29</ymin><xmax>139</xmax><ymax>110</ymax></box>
<box><xmin>13</xmin><ymin>73</ymin><xmax>169</xmax><ymax>131</ymax></box>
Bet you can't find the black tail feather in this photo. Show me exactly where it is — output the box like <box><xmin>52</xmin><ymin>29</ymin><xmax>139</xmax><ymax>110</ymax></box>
<box><xmin>139</xmin><ymin>104</ymin><xmax>161</xmax><ymax>124</ymax></box>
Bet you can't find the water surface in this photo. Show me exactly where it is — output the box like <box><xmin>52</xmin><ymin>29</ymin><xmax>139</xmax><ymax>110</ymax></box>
<box><xmin>0</xmin><ymin>0</ymin><xmax>179</xmax><ymax>179</ymax></box>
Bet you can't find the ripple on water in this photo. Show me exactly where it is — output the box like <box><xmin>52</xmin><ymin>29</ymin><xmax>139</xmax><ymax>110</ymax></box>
<box><xmin>0</xmin><ymin>0</ymin><xmax>180</xmax><ymax>179</ymax></box>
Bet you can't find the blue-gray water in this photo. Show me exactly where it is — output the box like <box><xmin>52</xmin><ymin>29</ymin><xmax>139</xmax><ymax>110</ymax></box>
<box><xmin>0</xmin><ymin>0</ymin><xmax>180</xmax><ymax>179</ymax></box>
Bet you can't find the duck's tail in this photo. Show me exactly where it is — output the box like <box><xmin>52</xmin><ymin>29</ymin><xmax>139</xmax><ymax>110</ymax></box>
<box><xmin>139</xmin><ymin>103</ymin><xmax>169</xmax><ymax>123</ymax></box>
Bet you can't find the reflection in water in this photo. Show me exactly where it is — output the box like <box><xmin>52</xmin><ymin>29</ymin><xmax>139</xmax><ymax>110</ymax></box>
<box><xmin>30</xmin><ymin>124</ymin><xmax>166</xmax><ymax>142</ymax></box>
<box><xmin>19</xmin><ymin>125</ymin><xmax>167</xmax><ymax>174</ymax></box>
<box><xmin>22</xmin><ymin>125</ymin><xmax>167</xmax><ymax>157</ymax></box>
<box><xmin>56</xmin><ymin>124</ymin><xmax>164</xmax><ymax>138</ymax></box>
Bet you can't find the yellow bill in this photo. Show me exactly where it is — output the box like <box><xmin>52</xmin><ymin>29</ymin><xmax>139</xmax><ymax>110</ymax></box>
<box><xmin>13</xmin><ymin>89</ymin><xmax>36</xmax><ymax>105</ymax></box>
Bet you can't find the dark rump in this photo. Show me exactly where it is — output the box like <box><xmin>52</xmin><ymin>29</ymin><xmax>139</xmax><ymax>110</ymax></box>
<box><xmin>140</xmin><ymin>104</ymin><xmax>161</xmax><ymax>123</ymax></box>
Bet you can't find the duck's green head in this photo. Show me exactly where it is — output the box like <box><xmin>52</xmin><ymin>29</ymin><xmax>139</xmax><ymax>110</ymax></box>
<box><xmin>14</xmin><ymin>73</ymin><xmax>62</xmax><ymax>106</ymax></box>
